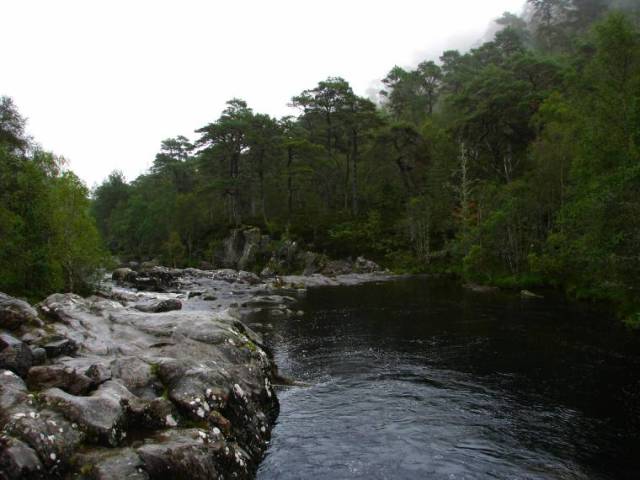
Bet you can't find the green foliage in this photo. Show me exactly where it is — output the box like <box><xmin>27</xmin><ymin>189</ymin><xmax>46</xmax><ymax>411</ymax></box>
<box><xmin>162</xmin><ymin>231</ymin><xmax>186</xmax><ymax>268</ymax></box>
<box><xmin>0</xmin><ymin>97</ymin><xmax>106</xmax><ymax>299</ymax></box>
<box><xmin>83</xmin><ymin>8</ymin><xmax>640</xmax><ymax>322</ymax></box>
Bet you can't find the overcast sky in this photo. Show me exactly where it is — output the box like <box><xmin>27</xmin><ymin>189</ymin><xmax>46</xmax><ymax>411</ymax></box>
<box><xmin>2</xmin><ymin>0</ymin><xmax>525</xmax><ymax>187</ymax></box>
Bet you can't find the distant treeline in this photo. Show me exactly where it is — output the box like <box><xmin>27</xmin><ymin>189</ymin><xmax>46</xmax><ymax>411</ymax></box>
<box><xmin>2</xmin><ymin>1</ymin><xmax>640</xmax><ymax>322</ymax></box>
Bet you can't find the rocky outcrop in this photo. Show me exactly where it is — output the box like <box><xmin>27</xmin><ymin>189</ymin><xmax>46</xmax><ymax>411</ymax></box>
<box><xmin>220</xmin><ymin>227</ymin><xmax>271</xmax><ymax>271</ymax></box>
<box><xmin>133</xmin><ymin>298</ymin><xmax>182</xmax><ymax>313</ymax></box>
<box><xmin>0</xmin><ymin>293</ymin><xmax>42</xmax><ymax>332</ymax></box>
<box><xmin>1</xmin><ymin>260</ymin><xmax>396</xmax><ymax>479</ymax></box>
<box><xmin>0</xmin><ymin>334</ymin><xmax>33</xmax><ymax>377</ymax></box>
<box><xmin>217</xmin><ymin>226</ymin><xmax>384</xmax><ymax>278</ymax></box>
<box><xmin>0</xmin><ymin>285</ymin><xmax>279</xmax><ymax>479</ymax></box>
<box><xmin>111</xmin><ymin>266</ymin><xmax>181</xmax><ymax>292</ymax></box>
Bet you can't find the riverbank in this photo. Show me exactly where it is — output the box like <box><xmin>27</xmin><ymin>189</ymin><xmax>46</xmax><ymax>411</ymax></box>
<box><xmin>0</xmin><ymin>266</ymin><xmax>392</xmax><ymax>479</ymax></box>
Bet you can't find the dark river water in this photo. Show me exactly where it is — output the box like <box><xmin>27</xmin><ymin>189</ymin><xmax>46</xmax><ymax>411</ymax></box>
<box><xmin>255</xmin><ymin>277</ymin><xmax>640</xmax><ymax>480</ymax></box>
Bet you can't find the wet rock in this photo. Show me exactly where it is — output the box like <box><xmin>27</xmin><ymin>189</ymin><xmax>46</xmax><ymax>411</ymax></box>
<box><xmin>212</xmin><ymin>269</ymin><xmax>240</xmax><ymax>283</ymax></box>
<box><xmin>26</xmin><ymin>365</ymin><xmax>95</xmax><ymax>395</ymax></box>
<box><xmin>131</xmin><ymin>277</ymin><xmax>162</xmax><ymax>292</ymax></box>
<box><xmin>136</xmin><ymin>429</ymin><xmax>241</xmax><ymax>480</ymax></box>
<box><xmin>244</xmin><ymin>295</ymin><xmax>296</xmax><ymax>309</ymax></box>
<box><xmin>85</xmin><ymin>362</ymin><xmax>113</xmax><ymax>385</ymax></box>
<box><xmin>123</xmin><ymin>397</ymin><xmax>177</xmax><ymax>430</ymax></box>
<box><xmin>354</xmin><ymin>256</ymin><xmax>381</xmax><ymax>273</ymax></box>
<box><xmin>0</xmin><ymin>334</ymin><xmax>33</xmax><ymax>377</ymax></box>
<box><xmin>133</xmin><ymin>299</ymin><xmax>182</xmax><ymax>313</ymax></box>
<box><xmin>238</xmin><ymin>271</ymin><xmax>261</xmax><ymax>285</ymax></box>
<box><xmin>112</xmin><ymin>268</ymin><xmax>136</xmax><ymax>285</ymax></box>
<box><xmin>155</xmin><ymin>359</ymin><xmax>229</xmax><ymax>420</ymax></box>
<box><xmin>72</xmin><ymin>448</ymin><xmax>148</xmax><ymax>480</ymax></box>
<box><xmin>0</xmin><ymin>293</ymin><xmax>42</xmax><ymax>332</ymax></box>
<box><xmin>110</xmin><ymin>289</ymin><xmax>139</xmax><ymax>304</ymax></box>
<box><xmin>55</xmin><ymin>357</ymin><xmax>113</xmax><ymax>386</ymax></box>
<box><xmin>110</xmin><ymin>358</ymin><xmax>158</xmax><ymax>399</ymax></box>
<box><xmin>321</xmin><ymin>259</ymin><xmax>353</xmax><ymax>276</ymax></box>
<box><xmin>136</xmin><ymin>267</ymin><xmax>179</xmax><ymax>291</ymax></box>
<box><xmin>0</xmin><ymin>370</ymin><xmax>28</xmax><ymax>419</ymax></box>
<box><xmin>42</xmin><ymin>381</ymin><xmax>133</xmax><ymax>446</ymax></box>
<box><xmin>112</xmin><ymin>266</ymin><xmax>180</xmax><ymax>293</ymax></box>
<box><xmin>30</xmin><ymin>348</ymin><xmax>46</xmax><ymax>366</ymax></box>
<box><xmin>37</xmin><ymin>293</ymin><xmax>88</xmax><ymax>325</ymax></box>
<box><xmin>42</xmin><ymin>337</ymin><xmax>78</xmax><ymax>359</ymax></box>
<box><xmin>2</xmin><ymin>269</ymin><xmax>283</xmax><ymax>479</ymax></box>
<box><xmin>3</xmin><ymin>408</ymin><xmax>85</xmax><ymax>476</ymax></box>
<box><xmin>275</xmin><ymin>272</ymin><xmax>395</xmax><ymax>289</ymax></box>
<box><xmin>0</xmin><ymin>435</ymin><xmax>44</xmax><ymax>480</ymax></box>
<box><xmin>140</xmin><ymin>260</ymin><xmax>159</xmax><ymax>270</ymax></box>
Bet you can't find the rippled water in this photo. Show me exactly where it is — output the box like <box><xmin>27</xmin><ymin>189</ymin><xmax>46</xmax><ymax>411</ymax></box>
<box><xmin>256</xmin><ymin>277</ymin><xmax>640</xmax><ymax>480</ymax></box>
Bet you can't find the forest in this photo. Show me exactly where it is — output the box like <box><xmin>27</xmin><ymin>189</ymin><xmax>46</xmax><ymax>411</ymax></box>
<box><xmin>1</xmin><ymin>0</ymin><xmax>639</xmax><ymax>323</ymax></box>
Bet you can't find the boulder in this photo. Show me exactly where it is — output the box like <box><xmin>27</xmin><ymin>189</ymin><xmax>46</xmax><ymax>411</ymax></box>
<box><xmin>321</xmin><ymin>259</ymin><xmax>354</xmax><ymax>276</ymax></box>
<box><xmin>136</xmin><ymin>429</ymin><xmax>235</xmax><ymax>480</ymax></box>
<box><xmin>0</xmin><ymin>293</ymin><xmax>42</xmax><ymax>332</ymax></box>
<box><xmin>219</xmin><ymin>227</ymin><xmax>273</xmax><ymax>271</ymax></box>
<box><xmin>2</xmin><ymin>408</ymin><xmax>85</xmax><ymax>475</ymax></box>
<box><xmin>133</xmin><ymin>299</ymin><xmax>182</xmax><ymax>313</ymax></box>
<box><xmin>354</xmin><ymin>256</ymin><xmax>381</xmax><ymax>273</ymax></box>
<box><xmin>30</xmin><ymin>348</ymin><xmax>46</xmax><ymax>366</ymax></box>
<box><xmin>0</xmin><ymin>370</ymin><xmax>28</xmax><ymax>418</ymax></box>
<box><xmin>41</xmin><ymin>337</ymin><xmax>78</xmax><ymax>359</ymax></box>
<box><xmin>109</xmin><ymin>357</ymin><xmax>159</xmax><ymax>399</ymax></box>
<box><xmin>85</xmin><ymin>362</ymin><xmax>113</xmax><ymax>385</ymax></box>
<box><xmin>140</xmin><ymin>260</ymin><xmax>159</xmax><ymax>270</ymax></box>
<box><xmin>42</xmin><ymin>381</ymin><xmax>133</xmax><ymax>446</ymax></box>
<box><xmin>112</xmin><ymin>268</ymin><xmax>135</xmax><ymax>284</ymax></box>
<box><xmin>237</xmin><ymin>271</ymin><xmax>261</xmax><ymax>285</ymax></box>
<box><xmin>123</xmin><ymin>396</ymin><xmax>177</xmax><ymax>430</ymax></box>
<box><xmin>71</xmin><ymin>448</ymin><xmax>148</xmax><ymax>480</ymax></box>
<box><xmin>0</xmin><ymin>334</ymin><xmax>33</xmax><ymax>377</ymax></box>
<box><xmin>26</xmin><ymin>365</ymin><xmax>95</xmax><ymax>395</ymax></box>
<box><xmin>0</xmin><ymin>435</ymin><xmax>44</xmax><ymax>480</ymax></box>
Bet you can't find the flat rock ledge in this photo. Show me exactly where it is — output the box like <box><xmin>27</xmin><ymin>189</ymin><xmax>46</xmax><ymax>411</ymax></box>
<box><xmin>1</xmin><ymin>291</ymin><xmax>278</xmax><ymax>479</ymax></box>
<box><xmin>1</xmin><ymin>266</ymin><xmax>394</xmax><ymax>479</ymax></box>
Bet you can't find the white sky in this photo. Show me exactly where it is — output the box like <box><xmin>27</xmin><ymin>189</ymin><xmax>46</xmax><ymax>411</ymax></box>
<box><xmin>1</xmin><ymin>0</ymin><xmax>524</xmax><ymax>187</ymax></box>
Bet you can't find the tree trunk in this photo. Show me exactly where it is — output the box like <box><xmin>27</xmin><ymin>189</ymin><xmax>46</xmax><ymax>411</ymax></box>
<box><xmin>287</xmin><ymin>146</ymin><xmax>294</xmax><ymax>225</ymax></box>
<box><xmin>351</xmin><ymin>129</ymin><xmax>359</xmax><ymax>216</ymax></box>
<box><xmin>258</xmin><ymin>149</ymin><xmax>267</xmax><ymax>224</ymax></box>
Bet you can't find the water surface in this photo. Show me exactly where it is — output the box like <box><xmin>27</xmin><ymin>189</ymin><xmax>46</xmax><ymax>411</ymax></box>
<box><xmin>256</xmin><ymin>277</ymin><xmax>640</xmax><ymax>479</ymax></box>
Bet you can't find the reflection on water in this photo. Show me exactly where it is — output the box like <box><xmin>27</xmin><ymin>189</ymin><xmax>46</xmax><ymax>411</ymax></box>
<box><xmin>256</xmin><ymin>278</ymin><xmax>640</xmax><ymax>480</ymax></box>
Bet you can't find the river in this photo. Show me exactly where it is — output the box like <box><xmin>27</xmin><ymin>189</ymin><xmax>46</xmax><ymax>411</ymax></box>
<box><xmin>255</xmin><ymin>277</ymin><xmax>640</xmax><ymax>479</ymax></box>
